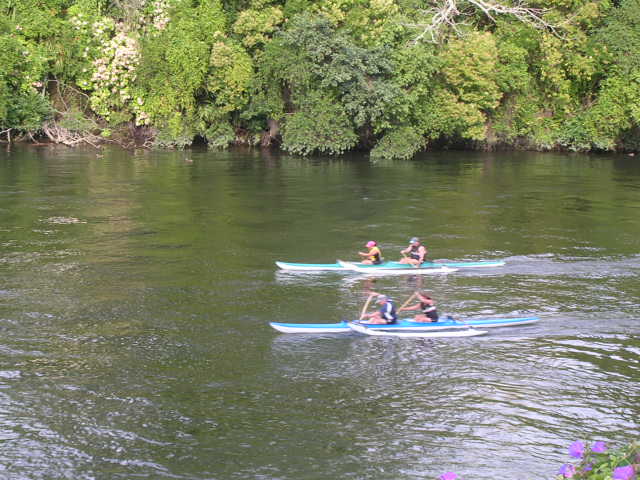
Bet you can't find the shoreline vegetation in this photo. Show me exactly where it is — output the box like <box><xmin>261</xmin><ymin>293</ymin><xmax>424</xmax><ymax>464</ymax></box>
<box><xmin>435</xmin><ymin>441</ymin><xmax>639</xmax><ymax>480</ymax></box>
<box><xmin>1</xmin><ymin>0</ymin><xmax>639</xmax><ymax>160</ymax></box>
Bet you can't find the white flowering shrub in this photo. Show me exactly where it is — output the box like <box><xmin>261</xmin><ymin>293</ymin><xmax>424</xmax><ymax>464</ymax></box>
<box><xmin>73</xmin><ymin>0</ymin><xmax>174</xmax><ymax>125</ymax></box>
<box><xmin>88</xmin><ymin>27</ymin><xmax>140</xmax><ymax>121</ymax></box>
<box><xmin>68</xmin><ymin>11</ymin><xmax>116</xmax><ymax>92</ymax></box>
<box><xmin>145</xmin><ymin>0</ymin><xmax>172</xmax><ymax>33</ymax></box>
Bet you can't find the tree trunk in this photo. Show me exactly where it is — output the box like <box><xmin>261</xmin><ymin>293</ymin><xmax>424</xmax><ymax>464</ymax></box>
<box><xmin>261</xmin><ymin>118</ymin><xmax>280</xmax><ymax>147</ymax></box>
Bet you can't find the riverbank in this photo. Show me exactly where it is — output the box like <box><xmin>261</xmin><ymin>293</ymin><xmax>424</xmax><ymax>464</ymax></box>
<box><xmin>3</xmin><ymin>127</ymin><xmax>638</xmax><ymax>159</ymax></box>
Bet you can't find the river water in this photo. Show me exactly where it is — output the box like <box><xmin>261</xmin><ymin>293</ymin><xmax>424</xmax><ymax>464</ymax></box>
<box><xmin>0</xmin><ymin>145</ymin><xmax>638</xmax><ymax>480</ymax></box>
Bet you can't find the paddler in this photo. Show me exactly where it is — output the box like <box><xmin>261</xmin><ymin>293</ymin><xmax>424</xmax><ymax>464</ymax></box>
<box><xmin>398</xmin><ymin>291</ymin><xmax>439</xmax><ymax>322</ymax></box>
<box><xmin>358</xmin><ymin>240</ymin><xmax>383</xmax><ymax>265</ymax></box>
<box><xmin>361</xmin><ymin>294</ymin><xmax>397</xmax><ymax>324</ymax></box>
<box><xmin>399</xmin><ymin>237</ymin><xmax>427</xmax><ymax>266</ymax></box>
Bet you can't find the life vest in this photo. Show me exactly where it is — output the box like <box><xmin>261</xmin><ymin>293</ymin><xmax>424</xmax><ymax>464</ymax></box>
<box><xmin>380</xmin><ymin>300</ymin><xmax>397</xmax><ymax>323</ymax></box>
<box><xmin>420</xmin><ymin>301</ymin><xmax>438</xmax><ymax>320</ymax></box>
<box><xmin>368</xmin><ymin>246</ymin><xmax>382</xmax><ymax>263</ymax></box>
<box><xmin>421</xmin><ymin>302</ymin><xmax>437</xmax><ymax>314</ymax></box>
<box><xmin>409</xmin><ymin>244</ymin><xmax>422</xmax><ymax>260</ymax></box>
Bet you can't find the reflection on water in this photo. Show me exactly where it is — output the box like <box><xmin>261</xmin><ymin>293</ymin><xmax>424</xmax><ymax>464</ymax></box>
<box><xmin>0</xmin><ymin>146</ymin><xmax>638</xmax><ymax>479</ymax></box>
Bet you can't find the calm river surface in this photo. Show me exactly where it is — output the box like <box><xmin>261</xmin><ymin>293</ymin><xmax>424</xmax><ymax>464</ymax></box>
<box><xmin>0</xmin><ymin>146</ymin><xmax>638</xmax><ymax>480</ymax></box>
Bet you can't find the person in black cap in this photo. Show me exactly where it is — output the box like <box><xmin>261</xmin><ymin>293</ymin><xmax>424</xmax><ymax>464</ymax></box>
<box><xmin>361</xmin><ymin>295</ymin><xmax>397</xmax><ymax>324</ymax></box>
<box><xmin>399</xmin><ymin>237</ymin><xmax>427</xmax><ymax>266</ymax></box>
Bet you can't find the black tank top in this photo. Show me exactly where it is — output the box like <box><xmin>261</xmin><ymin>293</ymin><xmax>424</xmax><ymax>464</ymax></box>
<box><xmin>420</xmin><ymin>302</ymin><xmax>436</xmax><ymax>314</ymax></box>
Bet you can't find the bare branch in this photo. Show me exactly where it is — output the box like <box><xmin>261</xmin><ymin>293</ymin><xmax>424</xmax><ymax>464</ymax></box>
<box><xmin>471</xmin><ymin>0</ymin><xmax>558</xmax><ymax>32</ymax></box>
<box><xmin>42</xmin><ymin>121</ymin><xmax>103</xmax><ymax>147</ymax></box>
<box><xmin>407</xmin><ymin>0</ymin><xmax>561</xmax><ymax>43</ymax></box>
<box><xmin>0</xmin><ymin>128</ymin><xmax>12</xmax><ymax>143</ymax></box>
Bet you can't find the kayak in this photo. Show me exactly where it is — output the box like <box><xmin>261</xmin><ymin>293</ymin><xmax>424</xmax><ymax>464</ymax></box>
<box><xmin>269</xmin><ymin>316</ymin><xmax>539</xmax><ymax>333</ymax></box>
<box><xmin>275</xmin><ymin>259</ymin><xmax>505</xmax><ymax>272</ymax></box>
<box><xmin>347</xmin><ymin>322</ymin><xmax>488</xmax><ymax>338</ymax></box>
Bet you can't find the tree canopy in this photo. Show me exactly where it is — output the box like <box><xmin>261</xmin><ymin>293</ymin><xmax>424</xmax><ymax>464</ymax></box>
<box><xmin>0</xmin><ymin>0</ymin><xmax>638</xmax><ymax>157</ymax></box>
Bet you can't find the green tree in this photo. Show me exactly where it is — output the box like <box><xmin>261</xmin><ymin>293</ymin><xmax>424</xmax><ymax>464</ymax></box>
<box><xmin>232</xmin><ymin>0</ymin><xmax>284</xmax><ymax>50</ymax></box>
<box><xmin>133</xmin><ymin>0</ymin><xmax>227</xmax><ymax>146</ymax></box>
<box><xmin>281</xmin><ymin>90</ymin><xmax>358</xmax><ymax>154</ymax></box>
<box><xmin>197</xmin><ymin>35</ymin><xmax>254</xmax><ymax>147</ymax></box>
<box><xmin>0</xmin><ymin>16</ymin><xmax>51</xmax><ymax>135</ymax></box>
<box><xmin>249</xmin><ymin>12</ymin><xmax>399</xmax><ymax>154</ymax></box>
<box><xmin>555</xmin><ymin>0</ymin><xmax>640</xmax><ymax>150</ymax></box>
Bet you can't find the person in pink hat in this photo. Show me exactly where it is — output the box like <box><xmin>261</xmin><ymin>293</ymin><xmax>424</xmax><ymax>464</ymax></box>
<box><xmin>358</xmin><ymin>240</ymin><xmax>382</xmax><ymax>265</ymax></box>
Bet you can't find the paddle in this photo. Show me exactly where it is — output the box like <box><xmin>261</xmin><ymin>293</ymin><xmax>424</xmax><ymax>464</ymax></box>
<box><xmin>359</xmin><ymin>293</ymin><xmax>375</xmax><ymax>320</ymax></box>
<box><xmin>398</xmin><ymin>292</ymin><xmax>417</xmax><ymax>311</ymax></box>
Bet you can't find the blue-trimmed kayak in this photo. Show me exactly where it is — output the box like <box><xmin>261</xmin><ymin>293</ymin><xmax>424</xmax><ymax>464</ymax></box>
<box><xmin>270</xmin><ymin>316</ymin><xmax>539</xmax><ymax>333</ymax></box>
<box><xmin>275</xmin><ymin>259</ymin><xmax>505</xmax><ymax>272</ymax></box>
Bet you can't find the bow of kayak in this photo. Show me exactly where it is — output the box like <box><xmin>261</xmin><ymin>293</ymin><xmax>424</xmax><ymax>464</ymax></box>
<box><xmin>275</xmin><ymin>261</ymin><xmax>346</xmax><ymax>271</ymax></box>
<box><xmin>270</xmin><ymin>321</ymin><xmax>351</xmax><ymax>333</ymax></box>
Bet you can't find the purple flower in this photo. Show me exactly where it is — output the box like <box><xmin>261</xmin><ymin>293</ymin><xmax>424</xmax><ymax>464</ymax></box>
<box><xmin>558</xmin><ymin>464</ymin><xmax>576</xmax><ymax>478</ymax></box>
<box><xmin>591</xmin><ymin>441</ymin><xmax>608</xmax><ymax>453</ymax></box>
<box><xmin>582</xmin><ymin>463</ymin><xmax>593</xmax><ymax>472</ymax></box>
<box><xmin>613</xmin><ymin>465</ymin><xmax>635</xmax><ymax>480</ymax></box>
<box><xmin>439</xmin><ymin>473</ymin><xmax>458</xmax><ymax>480</ymax></box>
<box><xmin>569</xmin><ymin>441</ymin><xmax>585</xmax><ymax>459</ymax></box>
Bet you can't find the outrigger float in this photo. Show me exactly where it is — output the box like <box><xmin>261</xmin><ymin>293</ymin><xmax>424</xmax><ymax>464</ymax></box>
<box><xmin>347</xmin><ymin>322</ymin><xmax>489</xmax><ymax>338</ymax></box>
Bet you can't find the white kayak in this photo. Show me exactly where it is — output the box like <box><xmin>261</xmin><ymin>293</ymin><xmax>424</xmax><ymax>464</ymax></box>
<box><xmin>337</xmin><ymin>260</ymin><xmax>457</xmax><ymax>275</ymax></box>
<box><xmin>348</xmin><ymin>322</ymin><xmax>488</xmax><ymax>337</ymax></box>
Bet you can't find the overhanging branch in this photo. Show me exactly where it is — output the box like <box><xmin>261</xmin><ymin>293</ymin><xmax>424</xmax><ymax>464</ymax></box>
<box><xmin>405</xmin><ymin>0</ymin><xmax>561</xmax><ymax>43</ymax></box>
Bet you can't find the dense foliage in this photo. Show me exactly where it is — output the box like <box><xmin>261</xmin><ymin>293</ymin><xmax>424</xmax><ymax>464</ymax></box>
<box><xmin>0</xmin><ymin>0</ymin><xmax>639</xmax><ymax>157</ymax></box>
